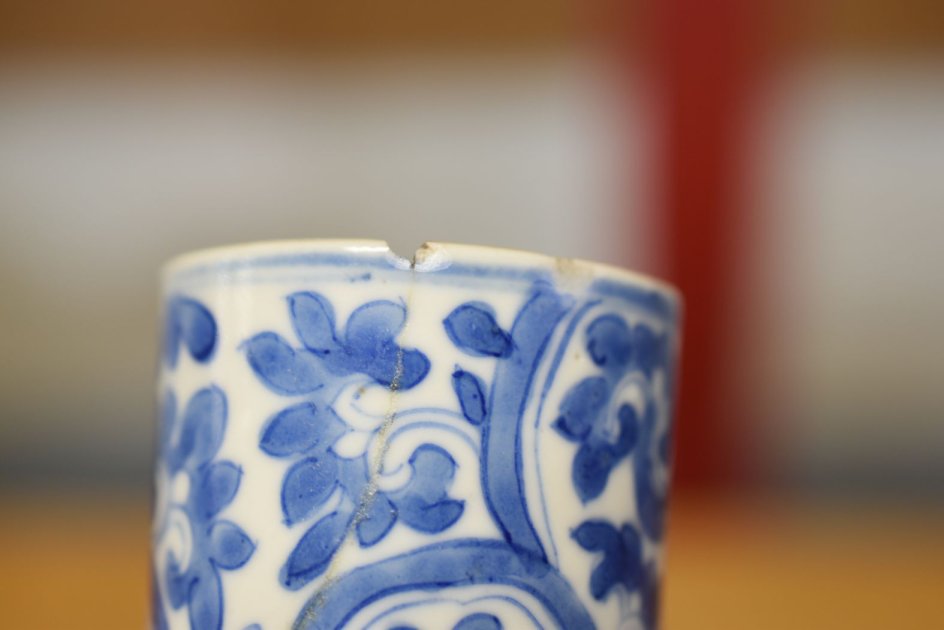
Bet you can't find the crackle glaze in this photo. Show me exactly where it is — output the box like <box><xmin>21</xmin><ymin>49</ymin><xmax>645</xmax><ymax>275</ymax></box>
<box><xmin>153</xmin><ymin>240</ymin><xmax>681</xmax><ymax>630</ymax></box>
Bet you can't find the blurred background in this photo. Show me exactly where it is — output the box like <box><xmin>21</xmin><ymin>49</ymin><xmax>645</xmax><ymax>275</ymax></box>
<box><xmin>0</xmin><ymin>1</ymin><xmax>941</xmax><ymax>628</ymax></box>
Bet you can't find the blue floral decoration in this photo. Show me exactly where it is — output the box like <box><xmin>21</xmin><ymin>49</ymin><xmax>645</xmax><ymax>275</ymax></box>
<box><xmin>245</xmin><ymin>291</ymin><xmax>463</xmax><ymax>591</ymax></box>
<box><xmin>572</xmin><ymin>520</ymin><xmax>660</xmax><ymax>625</ymax></box>
<box><xmin>553</xmin><ymin>314</ymin><xmax>671</xmax><ymax>525</ymax></box>
<box><xmin>157</xmin><ymin>386</ymin><xmax>255</xmax><ymax>630</ymax></box>
<box><xmin>245</xmin><ymin>291</ymin><xmax>429</xmax><ymax>395</ymax></box>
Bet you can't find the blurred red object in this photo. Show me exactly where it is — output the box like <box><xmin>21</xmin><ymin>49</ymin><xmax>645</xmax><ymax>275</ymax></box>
<box><xmin>615</xmin><ymin>0</ymin><xmax>780</xmax><ymax>491</ymax></box>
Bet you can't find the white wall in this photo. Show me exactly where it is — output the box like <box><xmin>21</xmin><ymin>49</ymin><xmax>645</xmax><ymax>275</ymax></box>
<box><xmin>0</xmin><ymin>56</ymin><xmax>650</xmax><ymax>484</ymax></box>
<box><xmin>749</xmin><ymin>62</ymin><xmax>944</xmax><ymax>497</ymax></box>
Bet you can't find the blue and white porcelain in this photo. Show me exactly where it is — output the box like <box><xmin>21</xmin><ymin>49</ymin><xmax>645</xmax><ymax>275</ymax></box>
<box><xmin>153</xmin><ymin>240</ymin><xmax>681</xmax><ymax>630</ymax></box>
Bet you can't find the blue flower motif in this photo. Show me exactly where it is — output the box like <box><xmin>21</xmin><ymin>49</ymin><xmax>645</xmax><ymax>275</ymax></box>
<box><xmin>244</xmin><ymin>292</ymin><xmax>430</xmax><ymax>395</ymax></box>
<box><xmin>156</xmin><ymin>386</ymin><xmax>255</xmax><ymax>630</ymax></box>
<box><xmin>553</xmin><ymin>314</ymin><xmax>670</xmax><ymax>507</ymax></box>
<box><xmin>276</xmin><ymin>441</ymin><xmax>465</xmax><ymax>590</ymax></box>
<box><xmin>572</xmin><ymin>519</ymin><xmax>661</xmax><ymax>622</ymax></box>
<box><xmin>244</xmin><ymin>291</ymin><xmax>463</xmax><ymax>590</ymax></box>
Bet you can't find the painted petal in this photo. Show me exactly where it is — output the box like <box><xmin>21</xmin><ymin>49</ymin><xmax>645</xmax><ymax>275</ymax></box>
<box><xmin>553</xmin><ymin>377</ymin><xmax>608</xmax><ymax>442</ymax></box>
<box><xmin>282</xmin><ymin>454</ymin><xmax>339</xmax><ymax>525</ymax></box>
<box><xmin>452</xmin><ymin>369</ymin><xmax>487</xmax><ymax>425</ymax></box>
<box><xmin>454</xmin><ymin>613</ymin><xmax>503</xmax><ymax>630</ymax></box>
<box><xmin>397</xmin><ymin>497</ymin><xmax>464</xmax><ymax>533</ymax></box>
<box><xmin>401</xmin><ymin>444</ymin><xmax>456</xmax><ymax>503</ymax></box>
<box><xmin>619</xmin><ymin>523</ymin><xmax>645</xmax><ymax>591</ymax></box>
<box><xmin>208</xmin><ymin>521</ymin><xmax>255</xmax><ymax>570</ymax></box>
<box><xmin>585</xmin><ymin>314</ymin><xmax>633</xmax><ymax>371</ymax></box>
<box><xmin>260</xmin><ymin>403</ymin><xmax>346</xmax><ymax>457</ymax></box>
<box><xmin>195</xmin><ymin>461</ymin><xmax>241</xmax><ymax>521</ymax></box>
<box><xmin>244</xmin><ymin>332</ymin><xmax>325</xmax><ymax>395</ymax></box>
<box><xmin>281</xmin><ymin>511</ymin><xmax>352</xmax><ymax>590</ymax></box>
<box><xmin>573</xmin><ymin>520</ymin><xmax>623</xmax><ymax>600</ymax></box>
<box><xmin>344</xmin><ymin>300</ymin><xmax>407</xmax><ymax>352</ymax></box>
<box><xmin>363</xmin><ymin>345</ymin><xmax>430</xmax><ymax>390</ymax></box>
<box><xmin>393</xmin><ymin>444</ymin><xmax>464</xmax><ymax>533</ymax></box>
<box><xmin>443</xmin><ymin>303</ymin><xmax>512</xmax><ymax>358</ymax></box>
<box><xmin>571</xmin><ymin>519</ymin><xmax>619</xmax><ymax>552</ymax></box>
<box><xmin>572</xmin><ymin>443</ymin><xmax>614</xmax><ymax>503</ymax></box>
<box><xmin>289</xmin><ymin>292</ymin><xmax>338</xmax><ymax>354</ymax></box>
<box><xmin>164</xmin><ymin>296</ymin><xmax>217</xmax><ymax>367</ymax></box>
<box><xmin>175</xmin><ymin>386</ymin><xmax>227</xmax><ymax>470</ymax></box>
<box><xmin>188</xmin><ymin>567</ymin><xmax>223</xmax><ymax>630</ymax></box>
<box><xmin>356</xmin><ymin>493</ymin><xmax>397</xmax><ymax>546</ymax></box>
<box><xmin>588</xmin><ymin>557</ymin><xmax>619</xmax><ymax>600</ymax></box>
<box><xmin>612</xmin><ymin>404</ymin><xmax>640</xmax><ymax>457</ymax></box>
<box><xmin>394</xmin><ymin>348</ymin><xmax>430</xmax><ymax>390</ymax></box>
<box><xmin>632</xmin><ymin>323</ymin><xmax>666</xmax><ymax>376</ymax></box>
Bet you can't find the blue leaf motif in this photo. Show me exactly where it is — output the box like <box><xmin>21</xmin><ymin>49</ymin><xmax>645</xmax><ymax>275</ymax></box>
<box><xmin>174</xmin><ymin>386</ymin><xmax>227</xmax><ymax>471</ymax></box>
<box><xmin>443</xmin><ymin>303</ymin><xmax>512</xmax><ymax>358</ymax></box>
<box><xmin>282</xmin><ymin>454</ymin><xmax>339</xmax><ymax>525</ymax></box>
<box><xmin>572</xmin><ymin>520</ymin><xmax>644</xmax><ymax>601</ymax></box>
<box><xmin>343</xmin><ymin>300</ymin><xmax>407</xmax><ymax>354</ymax></box>
<box><xmin>195</xmin><ymin>461</ymin><xmax>241</xmax><ymax>521</ymax></box>
<box><xmin>553</xmin><ymin>376</ymin><xmax>608</xmax><ymax>441</ymax></box>
<box><xmin>394</xmin><ymin>349</ymin><xmax>431</xmax><ymax>390</ymax></box>
<box><xmin>164</xmin><ymin>296</ymin><xmax>217</xmax><ymax>368</ymax></box>
<box><xmin>612</xmin><ymin>403</ymin><xmax>640</xmax><ymax>457</ymax></box>
<box><xmin>188</xmin><ymin>567</ymin><xmax>223</xmax><ymax>630</ymax></box>
<box><xmin>631</xmin><ymin>323</ymin><xmax>666</xmax><ymax>377</ymax></box>
<box><xmin>208</xmin><ymin>521</ymin><xmax>255</xmax><ymax>570</ymax></box>
<box><xmin>282</xmin><ymin>510</ymin><xmax>352</xmax><ymax>590</ymax></box>
<box><xmin>452</xmin><ymin>369</ymin><xmax>487</xmax><ymax>425</ymax></box>
<box><xmin>455</xmin><ymin>613</ymin><xmax>503</xmax><ymax>630</ymax></box>
<box><xmin>572</xmin><ymin>443</ymin><xmax>615</xmax><ymax>502</ymax></box>
<box><xmin>260</xmin><ymin>403</ymin><xmax>346</xmax><ymax>458</ymax></box>
<box><xmin>555</xmin><ymin>312</ymin><xmax>670</xmax><ymax>510</ymax></box>
<box><xmin>360</xmin><ymin>345</ymin><xmax>430</xmax><ymax>390</ymax></box>
<box><xmin>289</xmin><ymin>292</ymin><xmax>338</xmax><ymax>354</ymax></box>
<box><xmin>392</xmin><ymin>444</ymin><xmax>464</xmax><ymax>533</ymax></box>
<box><xmin>585</xmin><ymin>314</ymin><xmax>633</xmax><ymax>372</ymax></box>
<box><xmin>355</xmin><ymin>493</ymin><xmax>397</xmax><ymax>547</ymax></box>
<box><xmin>244</xmin><ymin>332</ymin><xmax>325</xmax><ymax>395</ymax></box>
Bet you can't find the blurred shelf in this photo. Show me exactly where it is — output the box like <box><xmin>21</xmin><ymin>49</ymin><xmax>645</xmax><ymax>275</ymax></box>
<box><xmin>0</xmin><ymin>493</ymin><xmax>941</xmax><ymax>629</ymax></box>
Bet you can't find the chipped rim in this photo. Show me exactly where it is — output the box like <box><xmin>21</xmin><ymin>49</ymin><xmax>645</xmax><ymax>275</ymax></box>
<box><xmin>161</xmin><ymin>239</ymin><xmax>681</xmax><ymax>306</ymax></box>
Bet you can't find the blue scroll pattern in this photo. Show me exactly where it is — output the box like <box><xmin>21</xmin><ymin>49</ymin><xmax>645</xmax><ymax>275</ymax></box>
<box><xmin>242</xmin><ymin>282</ymin><xmax>677</xmax><ymax>629</ymax></box>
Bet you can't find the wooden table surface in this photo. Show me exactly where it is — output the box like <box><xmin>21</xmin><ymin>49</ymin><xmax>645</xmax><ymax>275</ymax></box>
<box><xmin>1</xmin><ymin>493</ymin><xmax>941</xmax><ymax>629</ymax></box>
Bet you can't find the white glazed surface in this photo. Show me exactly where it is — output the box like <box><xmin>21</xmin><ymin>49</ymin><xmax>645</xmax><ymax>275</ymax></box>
<box><xmin>154</xmin><ymin>241</ymin><xmax>680</xmax><ymax>630</ymax></box>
